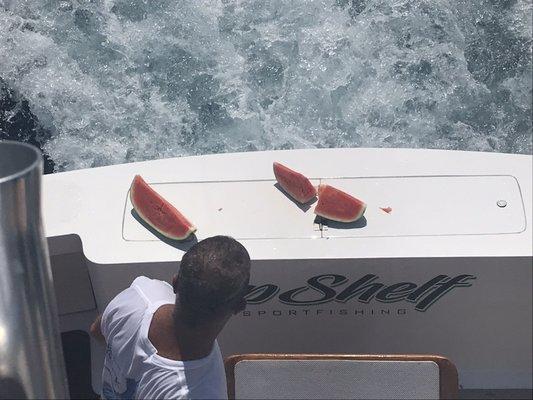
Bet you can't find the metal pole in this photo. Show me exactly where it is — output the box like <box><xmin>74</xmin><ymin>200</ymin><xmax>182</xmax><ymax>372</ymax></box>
<box><xmin>0</xmin><ymin>141</ymin><xmax>69</xmax><ymax>399</ymax></box>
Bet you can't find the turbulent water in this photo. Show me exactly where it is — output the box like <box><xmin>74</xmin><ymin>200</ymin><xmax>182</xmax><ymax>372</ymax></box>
<box><xmin>0</xmin><ymin>0</ymin><xmax>531</xmax><ymax>172</ymax></box>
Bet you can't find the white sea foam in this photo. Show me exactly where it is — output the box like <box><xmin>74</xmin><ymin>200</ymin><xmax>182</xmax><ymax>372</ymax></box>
<box><xmin>0</xmin><ymin>0</ymin><xmax>531</xmax><ymax>171</ymax></box>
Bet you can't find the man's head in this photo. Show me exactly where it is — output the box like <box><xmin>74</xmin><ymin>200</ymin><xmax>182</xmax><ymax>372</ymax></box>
<box><xmin>172</xmin><ymin>236</ymin><xmax>251</xmax><ymax>326</ymax></box>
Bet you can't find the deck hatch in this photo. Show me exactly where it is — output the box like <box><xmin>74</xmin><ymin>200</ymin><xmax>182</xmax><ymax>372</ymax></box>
<box><xmin>321</xmin><ymin>175</ymin><xmax>525</xmax><ymax>238</ymax></box>
<box><xmin>122</xmin><ymin>179</ymin><xmax>321</xmax><ymax>241</ymax></box>
<box><xmin>122</xmin><ymin>175</ymin><xmax>525</xmax><ymax>242</ymax></box>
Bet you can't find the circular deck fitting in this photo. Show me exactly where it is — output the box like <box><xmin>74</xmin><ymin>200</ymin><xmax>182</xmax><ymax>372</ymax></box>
<box><xmin>496</xmin><ymin>200</ymin><xmax>507</xmax><ymax>208</ymax></box>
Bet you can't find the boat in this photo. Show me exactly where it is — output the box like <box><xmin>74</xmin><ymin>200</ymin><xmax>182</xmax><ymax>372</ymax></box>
<box><xmin>41</xmin><ymin>147</ymin><xmax>532</xmax><ymax>397</ymax></box>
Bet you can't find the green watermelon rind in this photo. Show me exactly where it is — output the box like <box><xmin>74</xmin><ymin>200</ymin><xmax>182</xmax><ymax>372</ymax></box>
<box><xmin>273</xmin><ymin>161</ymin><xmax>317</xmax><ymax>204</ymax></box>
<box><xmin>130</xmin><ymin>175</ymin><xmax>197</xmax><ymax>241</ymax></box>
<box><xmin>314</xmin><ymin>184</ymin><xmax>367</xmax><ymax>223</ymax></box>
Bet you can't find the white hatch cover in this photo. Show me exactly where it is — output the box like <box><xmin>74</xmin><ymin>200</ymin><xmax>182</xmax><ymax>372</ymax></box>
<box><xmin>320</xmin><ymin>175</ymin><xmax>525</xmax><ymax>238</ymax></box>
<box><xmin>122</xmin><ymin>179</ymin><xmax>321</xmax><ymax>241</ymax></box>
<box><xmin>122</xmin><ymin>175</ymin><xmax>525</xmax><ymax>241</ymax></box>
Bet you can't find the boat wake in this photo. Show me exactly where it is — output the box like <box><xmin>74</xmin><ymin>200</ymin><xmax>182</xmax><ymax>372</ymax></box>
<box><xmin>0</xmin><ymin>0</ymin><xmax>531</xmax><ymax>171</ymax></box>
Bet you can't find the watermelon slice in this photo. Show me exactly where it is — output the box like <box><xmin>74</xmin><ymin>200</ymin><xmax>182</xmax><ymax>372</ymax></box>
<box><xmin>273</xmin><ymin>162</ymin><xmax>317</xmax><ymax>203</ymax></box>
<box><xmin>130</xmin><ymin>175</ymin><xmax>196</xmax><ymax>240</ymax></box>
<box><xmin>314</xmin><ymin>184</ymin><xmax>367</xmax><ymax>222</ymax></box>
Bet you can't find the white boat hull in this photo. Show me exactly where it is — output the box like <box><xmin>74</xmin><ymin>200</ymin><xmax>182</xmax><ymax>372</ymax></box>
<box><xmin>43</xmin><ymin>148</ymin><xmax>533</xmax><ymax>392</ymax></box>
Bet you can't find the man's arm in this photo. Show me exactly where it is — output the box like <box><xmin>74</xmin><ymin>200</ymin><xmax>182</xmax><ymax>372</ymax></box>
<box><xmin>90</xmin><ymin>315</ymin><xmax>106</xmax><ymax>344</ymax></box>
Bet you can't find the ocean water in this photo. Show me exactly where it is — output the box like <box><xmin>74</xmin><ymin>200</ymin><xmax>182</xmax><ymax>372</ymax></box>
<box><xmin>0</xmin><ymin>0</ymin><xmax>531</xmax><ymax>172</ymax></box>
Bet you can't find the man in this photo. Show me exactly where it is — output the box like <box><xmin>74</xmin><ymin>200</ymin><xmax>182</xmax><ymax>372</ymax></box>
<box><xmin>90</xmin><ymin>236</ymin><xmax>251</xmax><ymax>399</ymax></box>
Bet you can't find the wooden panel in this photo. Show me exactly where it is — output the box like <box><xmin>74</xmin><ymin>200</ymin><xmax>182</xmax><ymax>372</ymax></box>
<box><xmin>225</xmin><ymin>354</ymin><xmax>458</xmax><ymax>400</ymax></box>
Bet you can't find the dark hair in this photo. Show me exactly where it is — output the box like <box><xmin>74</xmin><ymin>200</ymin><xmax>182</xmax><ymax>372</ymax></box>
<box><xmin>176</xmin><ymin>236</ymin><xmax>251</xmax><ymax>325</ymax></box>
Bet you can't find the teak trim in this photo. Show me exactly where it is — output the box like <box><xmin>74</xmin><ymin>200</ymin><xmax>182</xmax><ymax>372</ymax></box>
<box><xmin>225</xmin><ymin>353</ymin><xmax>458</xmax><ymax>400</ymax></box>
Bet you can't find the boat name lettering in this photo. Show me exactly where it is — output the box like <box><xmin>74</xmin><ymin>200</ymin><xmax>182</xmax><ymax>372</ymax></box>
<box><xmin>244</xmin><ymin>274</ymin><xmax>476</xmax><ymax>312</ymax></box>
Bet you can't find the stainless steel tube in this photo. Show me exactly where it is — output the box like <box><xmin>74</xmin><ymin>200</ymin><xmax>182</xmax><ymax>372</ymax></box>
<box><xmin>0</xmin><ymin>141</ymin><xmax>68</xmax><ymax>399</ymax></box>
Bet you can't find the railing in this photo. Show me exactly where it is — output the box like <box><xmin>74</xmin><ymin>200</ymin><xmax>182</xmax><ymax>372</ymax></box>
<box><xmin>0</xmin><ymin>141</ymin><xmax>68</xmax><ymax>399</ymax></box>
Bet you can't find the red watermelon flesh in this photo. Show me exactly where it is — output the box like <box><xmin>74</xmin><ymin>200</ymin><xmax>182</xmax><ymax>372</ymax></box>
<box><xmin>130</xmin><ymin>175</ymin><xmax>196</xmax><ymax>240</ymax></box>
<box><xmin>273</xmin><ymin>162</ymin><xmax>317</xmax><ymax>203</ymax></box>
<box><xmin>315</xmin><ymin>184</ymin><xmax>367</xmax><ymax>222</ymax></box>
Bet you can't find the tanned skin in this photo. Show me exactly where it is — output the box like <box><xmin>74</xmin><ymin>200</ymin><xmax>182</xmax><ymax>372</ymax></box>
<box><xmin>89</xmin><ymin>315</ymin><xmax>105</xmax><ymax>344</ymax></box>
<box><xmin>90</xmin><ymin>275</ymin><xmax>245</xmax><ymax>361</ymax></box>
